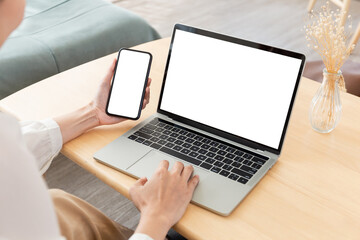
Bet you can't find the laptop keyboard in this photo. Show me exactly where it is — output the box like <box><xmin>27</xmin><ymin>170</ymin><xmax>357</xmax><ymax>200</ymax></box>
<box><xmin>128</xmin><ymin>118</ymin><xmax>269</xmax><ymax>184</ymax></box>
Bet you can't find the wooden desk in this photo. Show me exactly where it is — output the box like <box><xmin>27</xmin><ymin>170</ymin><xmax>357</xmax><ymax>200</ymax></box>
<box><xmin>1</xmin><ymin>38</ymin><xmax>360</xmax><ymax>240</ymax></box>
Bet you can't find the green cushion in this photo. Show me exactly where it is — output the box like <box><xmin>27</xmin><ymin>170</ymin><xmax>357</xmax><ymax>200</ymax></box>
<box><xmin>0</xmin><ymin>0</ymin><xmax>160</xmax><ymax>99</ymax></box>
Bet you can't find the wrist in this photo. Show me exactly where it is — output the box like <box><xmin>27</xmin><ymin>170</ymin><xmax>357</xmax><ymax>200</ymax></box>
<box><xmin>87</xmin><ymin>101</ymin><xmax>101</xmax><ymax>127</ymax></box>
<box><xmin>135</xmin><ymin>213</ymin><xmax>171</xmax><ymax>240</ymax></box>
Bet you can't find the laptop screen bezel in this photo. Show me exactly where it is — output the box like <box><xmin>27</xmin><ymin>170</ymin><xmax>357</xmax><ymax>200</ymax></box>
<box><xmin>157</xmin><ymin>24</ymin><xmax>306</xmax><ymax>155</ymax></box>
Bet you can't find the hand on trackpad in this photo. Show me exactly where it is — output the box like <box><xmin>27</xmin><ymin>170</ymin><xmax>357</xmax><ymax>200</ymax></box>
<box><xmin>128</xmin><ymin>151</ymin><xmax>201</xmax><ymax>240</ymax></box>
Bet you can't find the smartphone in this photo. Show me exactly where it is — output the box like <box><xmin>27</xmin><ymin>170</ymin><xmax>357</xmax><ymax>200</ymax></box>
<box><xmin>106</xmin><ymin>48</ymin><xmax>152</xmax><ymax>120</ymax></box>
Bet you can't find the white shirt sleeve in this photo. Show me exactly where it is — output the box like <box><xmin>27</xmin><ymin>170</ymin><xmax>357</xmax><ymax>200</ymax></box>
<box><xmin>0</xmin><ymin>113</ymin><xmax>64</xmax><ymax>240</ymax></box>
<box><xmin>20</xmin><ymin>118</ymin><xmax>63</xmax><ymax>175</ymax></box>
<box><xmin>129</xmin><ymin>233</ymin><xmax>154</xmax><ymax>240</ymax></box>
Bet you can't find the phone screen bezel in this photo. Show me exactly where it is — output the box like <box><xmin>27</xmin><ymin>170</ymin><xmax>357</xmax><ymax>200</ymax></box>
<box><xmin>106</xmin><ymin>48</ymin><xmax>152</xmax><ymax>120</ymax></box>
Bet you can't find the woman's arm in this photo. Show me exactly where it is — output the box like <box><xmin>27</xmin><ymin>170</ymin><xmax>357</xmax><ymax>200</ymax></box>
<box><xmin>55</xmin><ymin>59</ymin><xmax>151</xmax><ymax>144</ymax></box>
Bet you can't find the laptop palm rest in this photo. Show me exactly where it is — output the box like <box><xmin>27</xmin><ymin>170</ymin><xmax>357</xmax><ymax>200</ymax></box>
<box><xmin>127</xmin><ymin>150</ymin><xmax>248</xmax><ymax>216</ymax></box>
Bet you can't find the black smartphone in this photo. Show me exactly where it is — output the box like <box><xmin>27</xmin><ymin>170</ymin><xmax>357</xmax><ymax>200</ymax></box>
<box><xmin>106</xmin><ymin>48</ymin><xmax>152</xmax><ymax>120</ymax></box>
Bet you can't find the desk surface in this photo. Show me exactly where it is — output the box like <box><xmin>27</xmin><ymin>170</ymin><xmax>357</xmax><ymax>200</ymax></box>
<box><xmin>1</xmin><ymin>38</ymin><xmax>360</xmax><ymax>240</ymax></box>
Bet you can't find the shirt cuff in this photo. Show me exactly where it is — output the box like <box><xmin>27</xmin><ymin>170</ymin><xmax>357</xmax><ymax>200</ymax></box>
<box><xmin>129</xmin><ymin>233</ymin><xmax>154</xmax><ymax>240</ymax></box>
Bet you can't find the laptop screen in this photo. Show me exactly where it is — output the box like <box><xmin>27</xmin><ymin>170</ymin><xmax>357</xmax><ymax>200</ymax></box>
<box><xmin>159</xmin><ymin>25</ymin><xmax>305</xmax><ymax>152</ymax></box>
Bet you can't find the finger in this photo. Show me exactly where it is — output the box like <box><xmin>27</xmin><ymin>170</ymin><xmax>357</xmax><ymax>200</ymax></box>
<box><xmin>181</xmin><ymin>165</ymin><xmax>194</xmax><ymax>181</ymax></box>
<box><xmin>171</xmin><ymin>161</ymin><xmax>184</xmax><ymax>174</ymax></box>
<box><xmin>133</xmin><ymin>177</ymin><xmax>148</xmax><ymax>187</ymax></box>
<box><xmin>159</xmin><ymin>160</ymin><xmax>169</xmax><ymax>170</ymax></box>
<box><xmin>147</xmin><ymin>78</ymin><xmax>152</xmax><ymax>87</ymax></box>
<box><xmin>103</xmin><ymin>59</ymin><xmax>117</xmax><ymax>85</ymax></box>
<box><xmin>187</xmin><ymin>175</ymin><xmax>200</xmax><ymax>192</ymax></box>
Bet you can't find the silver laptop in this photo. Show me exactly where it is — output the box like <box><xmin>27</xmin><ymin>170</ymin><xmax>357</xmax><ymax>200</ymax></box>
<box><xmin>94</xmin><ymin>24</ymin><xmax>305</xmax><ymax>216</ymax></box>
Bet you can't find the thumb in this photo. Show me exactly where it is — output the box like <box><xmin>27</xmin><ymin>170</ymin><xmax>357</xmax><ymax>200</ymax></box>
<box><xmin>103</xmin><ymin>58</ymin><xmax>117</xmax><ymax>85</ymax></box>
<box><xmin>134</xmin><ymin>177</ymin><xmax>148</xmax><ymax>187</ymax></box>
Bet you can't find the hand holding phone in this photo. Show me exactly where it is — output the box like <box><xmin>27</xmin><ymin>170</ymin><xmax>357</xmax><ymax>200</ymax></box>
<box><xmin>106</xmin><ymin>48</ymin><xmax>152</xmax><ymax>120</ymax></box>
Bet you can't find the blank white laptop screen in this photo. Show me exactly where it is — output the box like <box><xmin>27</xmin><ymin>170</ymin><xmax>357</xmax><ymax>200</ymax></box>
<box><xmin>160</xmin><ymin>29</ymin><xmax>302</xmax><ymax>149</ymax></box>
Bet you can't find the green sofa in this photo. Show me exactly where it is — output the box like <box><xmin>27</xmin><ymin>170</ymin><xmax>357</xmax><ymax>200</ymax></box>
<box><xmin>0</xmin><ymin>0</ymin><xmax>160</xmax><ymax>99</ymax></box>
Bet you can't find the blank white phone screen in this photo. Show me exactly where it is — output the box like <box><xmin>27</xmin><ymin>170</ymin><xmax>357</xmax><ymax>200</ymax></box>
<box><xmin>160</xmin><ymin>30</ymin><xmax>302</xmax><ymax>149</ymax></box>
<box><xmin>108</xmin><ymin>50</ymin><xmax>150</xmax><ymax>118</ymax></box>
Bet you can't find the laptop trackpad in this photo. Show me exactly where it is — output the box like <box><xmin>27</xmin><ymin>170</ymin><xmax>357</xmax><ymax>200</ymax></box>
<box><xmin>127</xmin><ymin>150</ymin><xmax>209</xmax><ymax>181</ymax></box>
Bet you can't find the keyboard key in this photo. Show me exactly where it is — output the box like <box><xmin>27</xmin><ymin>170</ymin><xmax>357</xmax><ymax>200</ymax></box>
<box><xmin>220</xmin><ymin>170</ymin><xmax>230</xmax><ymax>177</ymax></box>
<box><xmin>252</xmin><ymin>163</ymin><xmax>262</xmax><ymax>169</ymax></box>
<box><xmin>189</xmin><ymin>152</ymin><xmax>198</xmax><ymax>158</ymax></box>
<box><xmin>165</xmin><ymin>143</ymin><xmax>175</xmax><ymax>148</ymax></box>
<box><xmin>225</xmin><ymin>153</ymin><xmax>235</xmax><ymax>159</ymax></box>
<box><xmin>155</xmin><ymin>127</ymin><xmax>164</xmax><ymax>132</ymax></box>
<box><xmin>179</xmin><ymin>130</ymin><xmax>187</xmax><ymax>135</ymax></box>
<box><xmin>206</xmin><ymin>152</ymin><xmax>215</xmax><ymax>158</ymax></box>
<box><xmin>217</xmin><ymin>150</ymin><xmax>226</xmax><ymax>156</ymax></box>
<box><xmin>164</xmin><ymin>125</ymin><xmax>172</xmax><ymax>130</ymax></box>
<box><xmin>153</xmin><ymin>132</ymin><xmax>161</xmax><ymax>137</ymax></box>
<box><xmin>170</xmin><ymin>133</ymin><xmax>179</xmax><ymax>137</ymax></box>
<box><xmin>158</xmin><ymin>140</ymin><xmax>167</xmax><ymax>145</ymax></box>
<box><xmin>150</xmin><ymin>137</ymin><xmax>160</xmax><ymax>142</ymax></box>
<box><xmin>231</xmin><ymin>168</ymin><xmax>253</xmax><ymax>179</ymax></box>
<box><xmin>197</xmin><ymin>155</ymin><xmax>207</xmax><ymax>161</ymax></box>
<box><xmin>172</xmin><ymin>128</ymin><xmax>180</xmax><ymax>132</ymax></box>
<box><xmin>226</xmin><ymin>147</ymin><xmax>236</xmax><ymax>153</ymax></box>
<box><xmin>215</xmin><ymin>155</ymin><xmax>224</xmax><ymax>161</ymax></box>
<box><xmin>218</xmin><ymin>144</ymin><xmax>228</xmax><ymax>150</ymax></box>
<box><xmin>174</xmin><ymin>140</ymin><xmax>183</xmax><ymax>145</ymax></box>
<box><xmin>222</xmin><ymin>164</ymin><xmax>232</xmax><ymax>171</ymax></box>
<box><xmin>157</xmin><ymin>122</ymin><xmax>165</xmax><ymax>127</ymax></box>
<box><xmin>167</xmin><ymin>137</ymin><xmax>176</xmax><ymax>142</ymax></box>
<box><xmin>185</xmin><ymin>138</ymin><xmax>195</xmax><ymax>143</ymax></box>
<box><xmin>143</xmin><ymin>140</ymin><xmax>152</xmax><ymax>146</ymax></box>
<box><xmin>173</xmin><ymin>146</ymin><xmax>182</xmax><ymax>151</ymax></box>
<box><xmin>128</xmin><ymin>135</ymin><xmax>137</xmax><ymax>140</ymax></box>
<box><xmin>201</xmin><ymin>138</ymin><xmax>211</xmax><ymax>144</ymax></box>
<box><xmin>205</xmin><ymin>158</ymin><xmax>215</xmax><ymax>164</ymax></box>
<box><xmin>243</xmin><ymin>153</ymin><xmax>252</xmax><ymax>159</ymax></box>
<box><xmin>193</xmin><ymin>141</ymin><xmax>202</xmax><ymax>146</ymax></box>
<box><xmin>210</xmin><ymin>141</ymin><xmax>219</xmax><ymax>147</ymax></box>
<box><xmin>201</xmin><ymin>144</ymin><xmax>210</xmax><ymax>149</ymax></box>
<box><xmin>139</xmin><ymin>127</ymin><xmax>154</xmax><ymax>134</ymax></box>
<box><xmin>223</xmin><ymin>158</ymin><xmax>233</xmax><ymax>165</ymax></box>
<box><xmin>240</xmin><ymin>165</ymin><xmax>257</xmax><ymax>175</ymax></box>
<box><xmin>186</xmin><ymin>132</ymin><xmax>195</xmax><ymax>138</ymax></box>
<box><xmin>209</xmin><ymin>147</ymin><xmax>218</xmax><ymax>152</ymax></box>
<box><xmin>178</xmin><ymin>135</ymin><xmax>186</xmax><ymax>140</ymax></box>
<box><xmin>181</xmin><ymin>149</ymin><xmax>190</xmax><ymax>154</ymax></box>
<box><xmin>190</xmin><ymin>146</ymin><xmax>200</xmax><ymax>151</ymax></box>
<box><xmin>182</xmin><ymin>143</ymin><xmax>191</xmax><ymax>148</ymax></box>
<box><xmin>214</xmin><ymin>161</ymin><xmax>224</xmax><ymax>167</ymax></box>
<box><xmin>159</xmin><ymin>147</ymin><xmax>201</xmax><ymax>166</ymax></box>
<box><xmin>135</xmin><ymin>138</ymin><xmax>145</xmax><ymax>143</ymax></box>
<box><xmin>159</xmin><ymin>135</ymin><xmax>168</xmax><ymax>140</ymax></box>
<box><xmin>228</xmin><ymin>173</ymin><xmax>239</xmax><ymax>181</ymax></box>
<box><xmin>252</xmin><ymin>157</ymin><xmax>266</xmax><ymax>165</ymax></box>
<box><xmin>198</xmin><ymin>149</ymin><xmax>207</xmax><ymax>154</ymax></box>
<box><xmin>134</xmin><ymin>131</ymin><xmax>152</xmax><ymax>139</ymax></box>
<box><xmin>210</xmin><ymin>166</ymin><xmax>221</xmax><ymax>173</ymax></box>
<box><xmin>243</xmin><ymin>160</ymin><xmax>251</xmax><ymax>166</ymax></box>
<box><xmin>150</xmin><ymin>143</ymin><xmax>162</xmax><ymax>149</ymax></box>
<box><xmin>231</xmin><ymin>162</ymin><xmax>241</xmax><ymax>168</ymax></box>
<box><xmin>200</xmin><ymin>162</ymin><xmax>212</xmax><ymax>170</ymax></box>
<box><xmin>194</xmin><ymin>136</ymin><xmax>203</xmax><ymax>141</ymax></box>
<box><xmin>163</xmin><ymin>130</ymin><xmax>171</xmax><ymax>135</ymax></box>
<box><xmin>235</xmin><ymin>150</ymin><xmax>244</xmax><ymax>156</ymax></box>
<box><xmin>238</xmin><ymin>177</ymin><xmax>249</xmax><ymax>184</ymax></box>
<box><xmin>234</xmin><ymin>156</ymin><xmax>242</xmax><ymax>162</ymax></box>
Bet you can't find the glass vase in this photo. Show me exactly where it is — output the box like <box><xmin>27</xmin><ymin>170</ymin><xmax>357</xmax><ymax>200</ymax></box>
<box><xmin>309</xmin><ymin>69</ymin><xmax>342</xmax><ymax>133</ymax></box>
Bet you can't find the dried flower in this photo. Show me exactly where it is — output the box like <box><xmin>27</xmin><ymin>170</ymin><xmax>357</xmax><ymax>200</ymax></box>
<box><xmin>304</xmin><ymin>1</ymin><xmax>355</xmax><ymax>74</ymax></box>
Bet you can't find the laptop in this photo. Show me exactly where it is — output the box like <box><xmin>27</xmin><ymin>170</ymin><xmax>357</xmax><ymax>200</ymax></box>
<box><xmin>94</xmin><ymin>24</ymin><xmax>306</xmax><ymax>216</ymax></box>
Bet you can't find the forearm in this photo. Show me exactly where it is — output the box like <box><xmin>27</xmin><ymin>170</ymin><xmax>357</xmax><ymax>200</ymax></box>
<box><xmin>54</xmin><ymin>103</ymin><xmax>99</xmax><ymax>144</ymax></box>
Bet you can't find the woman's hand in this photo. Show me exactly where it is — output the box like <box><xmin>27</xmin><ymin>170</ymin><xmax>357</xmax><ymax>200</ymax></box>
<box><xmin>91</xmin><ymin>58</ymin><xmax>152</xmax><ymax>126</ymax></box>
<box><xmin>130</xmin><ymin>160</ymin><xmax>199</xmax><ymax>240</ymax></box>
